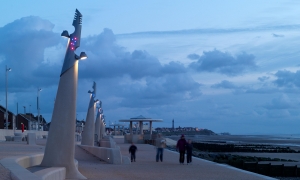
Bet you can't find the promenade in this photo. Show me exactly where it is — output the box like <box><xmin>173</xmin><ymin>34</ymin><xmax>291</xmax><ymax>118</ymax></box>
<box><xmin>0</xmin><ymin>138</ymin><xmax>277</xmax><ymax>180</ymax></box>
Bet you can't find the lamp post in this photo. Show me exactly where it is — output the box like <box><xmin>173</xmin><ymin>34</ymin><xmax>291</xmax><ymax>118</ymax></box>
<box><xmin>37</xmin><ymin>88</ymin><xmax>42</xmax><ymax>131</ymax></box>
<box><xmin>29</xmin><ymin>105</ymin><xmax>31</xmax><ymax>130</ymax></box>
<box><xmin>5</xmin><ymin>65</ymin><xmax>11</xmax><ymax>129</ymax></box>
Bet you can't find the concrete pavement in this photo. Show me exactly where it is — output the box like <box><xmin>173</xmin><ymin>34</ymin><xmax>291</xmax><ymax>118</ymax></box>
<box><xmin>0</xmin><ymin>138</ymin><xmax>277</xmax><ymax>180</ymax></box>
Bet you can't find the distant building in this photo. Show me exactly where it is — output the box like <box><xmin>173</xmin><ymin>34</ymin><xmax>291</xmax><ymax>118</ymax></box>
<box><xmin>0</xmin><ymin>105</ymin><xmax>15</xmax><ymax>129</ymax></box>
<box><xmin>0</xmin><ymin>105</ymin><xmax>47</xmax><ymax>130</ymax></box>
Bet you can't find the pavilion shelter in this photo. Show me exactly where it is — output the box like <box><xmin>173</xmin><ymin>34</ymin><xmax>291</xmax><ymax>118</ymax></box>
<box><xmin>109</xmin><ymin>124</ymin><xmax>125</xmax><ymax>135</ymax></box>
<box><xmin>119</xmin><ymin>115</ymin><xmax>162</xmax><ymax>144</ymax></box>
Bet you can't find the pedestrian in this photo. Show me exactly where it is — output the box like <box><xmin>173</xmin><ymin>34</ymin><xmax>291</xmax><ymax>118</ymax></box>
<box><xmin>21</xmin><ymin>123</ymin><xmax>24</xmax><ymax>133</ymax></box>
<box><xmin>176</xmin><ymin>134</ymin><xmax>187</xmax><ymax>164</ymax></box>
<box><xmin>186</xmin><ymin>139</ymin><xmax>193</xmax><ymax>164</ymax></box>
<box><xmin>156</xmin><ymin>133</ymin><xmax>166</xmax><ymax>162</ymax></box>
<box><xmin>129</xmin><ymin>142</ymin><xmax>137</xmax><ymax>162</ymax></box>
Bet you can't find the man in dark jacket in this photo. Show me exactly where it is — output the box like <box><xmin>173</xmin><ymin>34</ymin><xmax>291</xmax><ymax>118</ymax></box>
<box><xmin>186</xmin><ymin>139</ymin><xmax>193</xmax><ymax>164</ymax></box>
<box><xmin>129</xmin><ymin>142</ymin><xmax>137</xmax><ymax>162</ymax></box>
<box><xmin>176</xmin><ymin>134</ymin><xmax>187</xmax><ymax>164</ymax></box>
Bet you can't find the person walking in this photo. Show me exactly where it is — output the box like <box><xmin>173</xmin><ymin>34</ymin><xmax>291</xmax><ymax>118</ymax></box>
<box><xmin>186</xmin><ymin>139</ymin><xmax>193</xmax><ymax>164</ymax></box>
<box><xmin>176</xmin><ymin>134</ymin><xmax>187</xmax><ymax>164</ymax></box>
<box><xmin>21</xmin><ymin>123</ymin><xmax>24</xmax><ymax>133</ymax></box>
<box><xmin>129</xmin><ymin>142</ymin><xmax>137</xmax><ymax>162</ymax></box>
<box><xmin>156</xmin><ymin>133</ymin><xmax>166</xmax><ymax>162</ymax></box>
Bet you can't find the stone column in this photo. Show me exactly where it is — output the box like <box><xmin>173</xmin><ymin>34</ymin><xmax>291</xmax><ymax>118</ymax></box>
<box><xmin>41</xmin><ymin>62</ymin><xmax>86</xmax><ymax>179</ymax></box>
<box><xmin>130</xmin><ymin>121</ymin><xmax>133</xmax><ymax>135</ymax></box>
<box><xmin>81</xmin><ymin>95</ymin><xmax>96</xmax><ymax>146</ymax></box>
<box><xmin>140</xmin><ymin>121</ymin><xmax>144</xmax><ymax>135</ymax></box>
<box><xmin>149</xmin><ymin>121</ymin><xmax>153</xmax><ymax>135</ymax></box>
<box><xmin>94</xmin><ymin>109</ymin><xmax>101</xmax><ymax>142</ymax></box>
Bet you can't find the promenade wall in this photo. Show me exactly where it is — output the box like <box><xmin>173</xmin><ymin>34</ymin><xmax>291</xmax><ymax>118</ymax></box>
<box><xmin>0</xmin><ymin>130</ymin><xmax>48</xmax><ymax>141</ymax></box>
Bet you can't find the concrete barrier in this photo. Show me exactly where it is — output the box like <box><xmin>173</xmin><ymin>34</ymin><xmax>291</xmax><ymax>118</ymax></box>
<box><xmin>14</xmin><ymin>133</ymin><xmax>24</xmax><ymax>142</ymax></box>
<box><xmin>0</xmin><ymin>130</ymin><xmax>48</xmax><ymax>141</ymax></box>
<box><xmin>124</xmin><ymin>134</ymin><xmax>144</xmax><ymax>144</ymax></box>
<box><xmin>5</xmin><ymin>136</ymin><xmax>13</xmax><ymax>141</ymax></box>
<box><xmin>27</xmin><ymin>133</ymin><xmax>36</xmax><ymax>145</ymax></box>
<box><xmin>0</xmin><ymin>154</ymin><xmax>78</xmax><ymax>180</ymax></box>
<box><xmin>78</xmin><ymin>145</ymin><xmax>126</xmax><ymax>164</ymax></box>
<box><xmin>100</xmin><ymin>138</ymin><xmax>116</xmax><ymax>148</ymax></box>
<box><xmin>34</xmin><ymin>167</ymin><xmax>66</xmax><ymax>180</ymax></box>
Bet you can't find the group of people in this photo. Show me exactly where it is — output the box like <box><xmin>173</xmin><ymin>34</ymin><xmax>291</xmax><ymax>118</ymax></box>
<box><xmin>128</xmin><ymin>133</ymin><xmax>193</xmax><ymax>164</ymax></box>
<box><xmin>176</xmin><ymin>134</ymin><xmax>193</xmax><ymax>164</ymax></box>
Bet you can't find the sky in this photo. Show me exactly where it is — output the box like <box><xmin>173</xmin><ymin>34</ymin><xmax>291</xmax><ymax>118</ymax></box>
<box><xmin>1</xmin><ymin>0</ymin><xmax>300</xmax><ymax>134</ymax></box>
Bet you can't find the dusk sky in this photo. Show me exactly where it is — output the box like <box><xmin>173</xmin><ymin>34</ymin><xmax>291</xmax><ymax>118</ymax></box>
<box><xmin>1</xmin><ymin>1</ymin><xmax>300</xmax><ymax>134</ymax></box>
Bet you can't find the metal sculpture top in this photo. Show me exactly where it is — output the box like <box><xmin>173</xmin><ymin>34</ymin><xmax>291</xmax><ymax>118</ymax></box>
<box><xmin>60</xmin><ymin>9</ymin><xmax>83</xmax><ymax>76</ymax></box>
<box><xmin>88</xmin><ymin>81</ymin><xmax>96</xmax><ymax>98</ymax></box>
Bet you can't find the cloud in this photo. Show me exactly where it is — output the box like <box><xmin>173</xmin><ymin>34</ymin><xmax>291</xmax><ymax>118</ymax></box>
<box><xmin>273</xmin><ymin>70</ymin><xmax>300</xmax><ymax>88</ymax></box>
<box><xmin>189</xmin><ymin>49</ymin><xmax>257</xmax><ymax>76</ymax></box>
<box><xmin>187</xmin><ymin>53</ymin><xmax>200</xmax><ymax>60</ymax></box>
<box><xmin>117</xmin><ymin>74</ymin><xmax>202</xmax><ymax>107</ymax></box>
<box><xmin>0</xmin><ymin>16</ymin><xmax>61</xmax><ymax>90</ymax></box>
<box><xmin>211</xmin><ymin>80</ymin><xmax>238</xmax><ymax>89</ymax></box>
<box><xmin>262</xmin><ymin>94</ymin><xmax>296</xmax><ymax>110</ymax></box>
<box><xmin>258</xmin><ymin>76</ymin><xmax>270</xmax><ymax>82</ymax></box>
<box><xmin>117</xmin><ymin>24</ymin><xmax>300</xmax><ymax>37</ymax></box>
<box><xmin>79</xmin><ymin>28</ymin><xmax>187</xmax><ymax>80</ymax></box>
<box><xmin>272</xmin><ymin>33</ymin><xmax>284</xmax><ymax>38</ymax></box>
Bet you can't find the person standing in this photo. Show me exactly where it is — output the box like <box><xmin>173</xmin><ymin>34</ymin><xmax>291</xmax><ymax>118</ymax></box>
<box><xmin>156</xmin><ymin>133</ymin><xmax>166</xmax><ymax>162</ymax></box>
<box><xmin>186</xmin><ymin>139</ymin><xmax>193</xmax><ymax>164</ymax></box>
<box><xmin>129</xmin><ymin>142</ymin><xmax>137</xmax><ymax>162</ymax></box>
<box><xmin>21</xmin><ymin>123</ymin><xmax>24</xmax><ymax>133</ymax></box>
<box><xmin>176</xmin><ymin>134</ymin><xmax>187</xmax><ymax>164</ymax></box>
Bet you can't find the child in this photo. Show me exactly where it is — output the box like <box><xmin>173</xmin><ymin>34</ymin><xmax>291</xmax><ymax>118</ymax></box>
<box><xmin>186</xmin><ymin>139</ymin><xmax>193</xmax><ymax>164</ymax></box>
<box><xmin>129</xmin><ymin>142</ymin><xmax>137</xmax><ymax>162</ymax></box>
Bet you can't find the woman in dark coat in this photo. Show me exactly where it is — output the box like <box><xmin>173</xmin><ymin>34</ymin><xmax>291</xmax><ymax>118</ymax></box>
<box><xmin>176</xmin><ymin>134</ymin><xmax>187</xmax><ymax>164</ymax></box>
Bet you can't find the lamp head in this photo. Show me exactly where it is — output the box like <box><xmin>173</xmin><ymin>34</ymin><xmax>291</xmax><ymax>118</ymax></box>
<box><xmin>61</xmin><ymin>30</ymin><xmax>70</xmax><ymax>38</ymax></box>
<box><xmin>7</xmin><ymin>68</ymin><xmax>11</xmax><ymax>72</ymax></box>
<box><xmin>79</xmin><ymin>52</ymin><xmax>87</xmax><ymax>60</ymax></box>
<box><xmin>60</xmin><ymin>9</ymin><xmax>83</xmax><ymax>76</ymax></box>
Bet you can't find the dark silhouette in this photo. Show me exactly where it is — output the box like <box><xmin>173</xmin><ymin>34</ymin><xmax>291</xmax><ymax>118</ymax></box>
<box><xmin>129</xmin><ymin>142</ymin><xmax>137</xmax><ymax>162</ymax></box>
<box><xmin>186</xmin><ymin>139</ymin><xmax>193</xmax><ymax>164</ymax></box>
<box><xmin>176</xmin><ymin>134</ymin><xmax>187</xmax><ymax>164</ymax></box>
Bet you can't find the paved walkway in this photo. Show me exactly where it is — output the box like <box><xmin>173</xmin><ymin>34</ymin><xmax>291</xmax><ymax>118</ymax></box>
<box><xmin>77</xmin><ymin>138</ymin><xmax>276</xmax><ymax>180</ymax></box>
<box><xmin>0</xmin><ymin>138</ymin><xmax>277</xmax><ymax>180</ymax></box>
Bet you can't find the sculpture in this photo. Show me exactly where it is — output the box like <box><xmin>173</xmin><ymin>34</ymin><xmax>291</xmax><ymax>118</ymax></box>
<box><xmin>81</xmin><ymin>81</ymin><xmax>98</xmax><ymax>146</ymax></box>
<box><xmin>41</xmin><ymin>9</ymin><xmax>87</xmax><ymax>179</ymax></box>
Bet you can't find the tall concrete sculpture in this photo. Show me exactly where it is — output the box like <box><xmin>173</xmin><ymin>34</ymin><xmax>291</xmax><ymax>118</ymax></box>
<box><xmin>101</xmin><ymin>114</ymin><xmax>106</xmax><ymax>138</ymax></box>
<box><xmin>41</xmin><ymin>9</ymin><xmax>87</xmax><ymax>179</ymax></box>
<box><xmin>81</xmin><ymin>82</ymin><xmax>98</xmax><ymax>146</ymax></box>
<box><xmin>94</xmin><ymin>105</ymin><xmax>102</xmax><ymax>142</ymax></box>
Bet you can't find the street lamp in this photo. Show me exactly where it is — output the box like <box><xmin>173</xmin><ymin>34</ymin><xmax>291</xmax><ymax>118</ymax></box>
<box><xmin>5</xmin><ymin>65</ymin><xmax>11</xmax><ymax>129</ymax></box>
<box><xmin>29</xmin><ymin>105</ymin><xmax>31</xmax><ymax>130</ymax></box>
<box><xmin>37</xmin><ymin>88</ymin><xmax>42</xmax><ymax>131</ymax></box>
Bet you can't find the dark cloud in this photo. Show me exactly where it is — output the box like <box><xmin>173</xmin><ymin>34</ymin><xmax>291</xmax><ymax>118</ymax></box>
<box><xmin>187</xmin><ymin>53</ymin><xmax>200</xmax><ymax>60</ymax></box>
<box><xmin>189</xmin><ymin>49</ymin><xmax>257</xmax><ymax>76</ymax></box>
<box><xmin>258</xmin><ymin>76</ymin><xmax>270</xmax><ymax>82</ymax></box>
<box><xmin>79</xmin><ymin>28</ymin><xmax>186</xmax><ymax>79</ymax></box>
<box><xmin>273</xmin><ymin>70</ymin><xmax>300</xmax><ymax>88</ymax></box>
<box><xmin>272</xmin><ymin>33</ymin><xmax>284</xmax><ymax>38</ymax></box>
